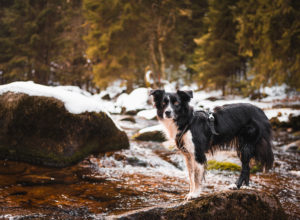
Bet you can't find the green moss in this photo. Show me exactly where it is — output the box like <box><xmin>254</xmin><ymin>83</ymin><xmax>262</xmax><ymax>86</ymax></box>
<box><xmin>250</xmin><ymin>163</ymin><xmax>262</xmax><ymax>174</ymax></box>
<box><xmin>207</xmin><ymin>160</ymin><xmax>263</xmax><ymax>174</ymax></box>
<box><xmin>207</xmin><ymin>160</ymin><xmax>241</xmax><ymax>171</ymax></box>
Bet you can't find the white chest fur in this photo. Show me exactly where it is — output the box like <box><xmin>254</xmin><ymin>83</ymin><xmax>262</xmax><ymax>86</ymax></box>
<box><xmin>160</xmin><ymin>118</ymin><xmax>178</xmax><ymax>140</ymax></box>
<box><xmin>160</xmin><ymin>119</ymin><xmax>195</xmax><ymax>154</ymax></box>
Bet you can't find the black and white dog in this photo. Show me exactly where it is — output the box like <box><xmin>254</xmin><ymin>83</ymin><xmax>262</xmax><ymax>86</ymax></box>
<box><xmin>150</xmin><ymin>89</ymin><xmax>274</xmax><ymax>199</ymax></box>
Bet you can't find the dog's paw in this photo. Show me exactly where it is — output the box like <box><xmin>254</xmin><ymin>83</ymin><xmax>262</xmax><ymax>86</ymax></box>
<box><xmin>240</xmin><ymin>185</ymin><xmax>252</xmax><ymax>190</ymax></box>
<box><xmin>184</xmin><ymin>190</ymin><xmax>201</xmax><ymax>201</ymax></box>
<box><xmin>227</xmin><ymin>184</ymin><xmax>238</xmax><ymax>190</ymax></box>
<box><xmin>184</xmin><ymin>193</ymin><xmax>192</xmax><ymax>201</ymax></box>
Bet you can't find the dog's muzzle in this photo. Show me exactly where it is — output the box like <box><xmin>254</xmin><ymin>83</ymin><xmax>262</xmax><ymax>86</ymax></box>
<box><xmin>165</xmin><ymin>110</ymin><xmax>172</xmax><ymax>118</ymax></box>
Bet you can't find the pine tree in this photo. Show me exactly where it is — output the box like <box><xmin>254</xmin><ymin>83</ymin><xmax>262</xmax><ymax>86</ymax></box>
<box><xmin>54</xmin><ymin>0</ymin><xmax>93</xmax><ymax>90</ymax></box>
<box><xmin>83</xmin><ymin>0</ymin><xmax>146</xmax><ymax>89</ymax></box>
<box><xmin>235</xmin><ymin>0</ymin><xmax>300</xmax><ymax>90</ymax></box>
<box><xmin>83</xmin><ymin>0</ymin><xmax>208</xmax><ymax>89</ymax></box>
<box><xmin>0</xmin><ymin>0</ymin><xmax>70</xmax><ymax>85</ymax></box>
<box><xmin>192</xmin><ymin>0</ymin><xmax>245</xmax><ymax>95</ymax></box>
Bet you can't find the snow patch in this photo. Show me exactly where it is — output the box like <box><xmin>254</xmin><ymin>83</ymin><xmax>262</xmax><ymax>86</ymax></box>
<box><xmin>290</xmin><ymin>170</ymin><xmax>300</xmax><ymax>176</ymax></box>
<box><xmin>137</xmin><ymin>109</ymin><xmax>157</xmax><ymax>120</ymax></box>
<box><xmin>264</xmin><ymin>108</ymin><xmax>300</xmax><ymax>121</ymax></box>
<box><xmin>117</xmin><ymin>88</ymin><xmax>150</xmax><ymax>112</ymax></box>
<box><xmin>0</xmin><ymin>81</ymin><xmax>123</xmax><ymax>130</ymax></box>
<box><xmin>138</xmin><ymin>124</ymin><xmax>164</xmax><ymax>134</ymax></box>
<box><xmin>100</xmin><ymin>80</ymin><xmax>126</xmax><ymax>99</ymax></box>
<box><xmin>260</xmin><ymin>84</ymin><xmax>287</xmax><ymax>102</ymax></box>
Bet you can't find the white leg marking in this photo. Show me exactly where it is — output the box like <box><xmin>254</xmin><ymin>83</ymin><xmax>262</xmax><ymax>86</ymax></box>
<box><xmin>182</xmin><ymin>131</ymin><xmax>205</xmax><ymax>200</ymax></box>
<box><xmin>183</xmin><ymin>153</ymin><xmax>194</xmax><ymax>198</ymax></box>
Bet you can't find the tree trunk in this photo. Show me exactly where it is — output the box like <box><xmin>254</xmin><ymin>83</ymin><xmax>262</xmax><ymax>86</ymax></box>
<box><xmin>149</xmin><ymin>32</ymin><xmax>161</xmax><ymax>87</ymax></box>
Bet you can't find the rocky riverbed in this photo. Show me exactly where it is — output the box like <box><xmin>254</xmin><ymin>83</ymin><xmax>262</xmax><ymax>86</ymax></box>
<box><xmin>0</xmin><ymin>114</ymin><xmax>299</xmax><ymax>219</ymax></box>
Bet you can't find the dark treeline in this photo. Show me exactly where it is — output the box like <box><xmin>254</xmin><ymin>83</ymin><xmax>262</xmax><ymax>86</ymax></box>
<box><xmin>0</xmin><ymin>0</ymin><xmax>299</xmax><ymax>94</ymax></box>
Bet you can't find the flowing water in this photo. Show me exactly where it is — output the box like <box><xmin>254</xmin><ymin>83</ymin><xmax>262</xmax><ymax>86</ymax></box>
<box><xmin>0</xmin><ymin>115</ymin><xmax>299</xmax><ymax>219</ymax></box>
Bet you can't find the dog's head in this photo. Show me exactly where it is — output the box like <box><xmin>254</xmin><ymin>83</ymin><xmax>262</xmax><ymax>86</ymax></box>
<box><xmin>150</xmin><ymin>89</ymin><xmax>193</xmax><ymax>120</ymax></box>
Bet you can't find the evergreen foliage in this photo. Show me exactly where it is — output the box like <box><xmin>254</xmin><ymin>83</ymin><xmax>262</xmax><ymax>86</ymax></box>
<box><xmin>0</xmin><ymin>0</ymin><xmax>68</xmax><ymax>84</ymax></box>
<box><xmin>235</xmin><ymin>0</ymin><xmax>300</xmax><ymax>91</ymax></box>
<box><xmin>83</xmin><ymin>0</ymin><xmax>207</xmax><ymax>89</ymax></box>
<box><xmin>192</xmin><ymin>0</ymin><xmax>246</xmax><ymax>95</ymax></box>
<box><xmin>0</xmin><ymin>0</ymin><xmax>299</xmax><ymax>92</ymax></box>
<box><xmin>0</xmin><ymin>0</ymin><xmax>91</xmax><ymax>89</ymax></box>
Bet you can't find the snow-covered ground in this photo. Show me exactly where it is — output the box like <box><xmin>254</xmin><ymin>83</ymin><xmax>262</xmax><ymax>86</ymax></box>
<box><xmin>0</xmin><ymin>81</ymin><xmax>299</xmax><ymax>122</ymax></box>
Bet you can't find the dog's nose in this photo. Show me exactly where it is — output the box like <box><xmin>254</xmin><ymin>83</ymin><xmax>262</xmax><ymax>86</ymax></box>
<box><xmin>165</xmin><ymin>111</ymin><xmax>171</xmax><ymax>117</ymax></box>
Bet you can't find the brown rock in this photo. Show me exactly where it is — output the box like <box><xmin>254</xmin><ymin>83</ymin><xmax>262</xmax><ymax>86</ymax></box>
<box><xmin>112</xmin><ymin>190</ymin><xmax>287</xmax><ymax>220</ymax></box>
<box><xmin>133</xmin><ymin>130</ymin><xmax>166</xmax><ymax>142</ymax></box>
<box><xmin>0</xmin><ymin>92</ymin><xmax>129</xmax><ymax>167</ymax></box>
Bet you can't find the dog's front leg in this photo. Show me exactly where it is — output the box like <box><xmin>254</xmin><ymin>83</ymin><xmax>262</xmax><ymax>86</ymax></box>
<box><xmin>183</xmin><ymin>153</ymin><xmax>195</xmax><ymax>199</ymax></box>
<box><xmin>185</xmin><ymin>154</ymin><xmax>204</xmax><ymax>200</ymax></box>
<box><xmin>192</xmin><ymin>158</ymin><xmax>205</xmax><ymax>196</ymax></box>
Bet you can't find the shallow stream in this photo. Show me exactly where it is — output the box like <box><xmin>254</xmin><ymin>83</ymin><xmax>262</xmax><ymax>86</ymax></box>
<box><xmin>0</xmin><ymin>115</ymin><xmax>299</xmax><ymax>219</ymax></box>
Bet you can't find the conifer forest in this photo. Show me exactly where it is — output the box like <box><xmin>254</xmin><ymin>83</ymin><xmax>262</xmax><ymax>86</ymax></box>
<box><xmin>0</xmin><ymin>0</ymin><xmax>299</xmax><ymax>94</ymax></box>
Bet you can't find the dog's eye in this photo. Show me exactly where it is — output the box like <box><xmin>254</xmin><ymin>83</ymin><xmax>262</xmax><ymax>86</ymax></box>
<box><xmin>174</xmin><ymin>101</ymin><xmax>179</xmax><ymax>106</ymax></box>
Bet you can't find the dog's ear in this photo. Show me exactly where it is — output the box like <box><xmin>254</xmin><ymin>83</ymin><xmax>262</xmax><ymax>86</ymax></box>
<box><xmin>150</xmin><ymin>89</ymin><xmax>165</xmax><ymax>105</ymax></box>
<box><xmin>150</xmin><ymin>89</ymin><xmax>165</xmax><ymax>98</ymax></box>
<box><xmin>177</xmin><ymin>90</ymin><xmax>193</xmax><ymax>102</ymax></box>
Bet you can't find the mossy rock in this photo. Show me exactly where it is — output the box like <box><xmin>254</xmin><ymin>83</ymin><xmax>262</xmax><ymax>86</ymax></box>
<box><xmin>113</xmin><ymin>190</ymin><xmax>286</xmax><ymax>220</ymax></box>
<box><xmin>207</xmin><ymin>160</ymin><xmax>241</xmax><ymax>172</ymax></box>
<box><xmin>0</xmin><ymin>92</ymin><xmax>129</xmax><ymax>167</ymax></box>
<box><xmin>133</xmin><ymin>130</ymin><xmax>166</xmax><ymax>142</ymax></box>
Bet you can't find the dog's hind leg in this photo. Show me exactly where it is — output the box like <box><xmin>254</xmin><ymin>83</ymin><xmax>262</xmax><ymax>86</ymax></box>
<box><xmin>236</xmin><ymin>144</ymin><xmax>252</xmax><ymax>188</ymax></box>
<box><xmin>236</xmin><ymin>125</ymin><xmax>257</xmax><ymax>188</ymax></box>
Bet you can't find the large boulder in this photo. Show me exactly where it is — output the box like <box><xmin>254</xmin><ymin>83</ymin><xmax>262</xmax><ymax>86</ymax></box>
<box><xmin>113</xmin><ymin>190</ymin><xmax>287</xmax><ymax>220</ymax></box>
<box><xmin>0</xmin><ymin>92</ymin><xmax>129</xmax><ymax>167</ymax></box>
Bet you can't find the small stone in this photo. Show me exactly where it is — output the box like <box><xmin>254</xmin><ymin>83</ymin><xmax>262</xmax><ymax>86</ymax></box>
<box><xmin>133</xmin><ymin>131</ymin><xmax>166</xmax><ymax>142</ymax></box>
<box><xmin>120</xmin><ymin>116</ymin><xmax>136</xmax><ymax>123</ymax></box>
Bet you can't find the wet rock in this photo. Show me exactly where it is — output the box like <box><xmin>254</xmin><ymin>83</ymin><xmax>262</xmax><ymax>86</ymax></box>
<box><xmin>250</xmin><ymin>92</ymin><xmax>268</xmax><ymax>100</ymax></box>
<box><xmin>16</xmin><ymin>175</ymin><xmax>57</xmax><ymax>186</ymax></box>
<box><xmin>133</xmin><ymin>125</ymin><xmax>166</xmax><ymax>142</ymax></box>
<box><xmin>113</xmin><ymin>190</ymin><xmax>287</xmax><ymax>220</ymax></box>
<box><xmin>126</xmin><ymin>157</ymin><xmax>148</xmax><ymax>167</ymax></box>
<box><xmin>270</xmin><ymin>115</ymin><xmax>300</xmax><ymax>130</ymax></box>
<box><xmin>0</xmin><ymin>92</ymin><xmax>129</xmax><ymax>167</ymax></box>
<box><xmin>205</xmin><ymin>96</ymin><xmax>223</xmax><ymax>101</ymax></box>
<box><xmin>101</xmin><ymin>93</ymin><xmax>111</xmax><ymax>100</ymax></box>
<box><xmin>284</xmin><ymin>140</ymin><xmax>300</xmax><ymax>152</ymax></box>
<box><xmin>133</xmin><ymin>131</ymin><xmax>166</xmax><ymax>142</ymax></box>
<box><xmin>120</xmin><ymin>116</ymin><xmax>136</xmax><ymax>123</ymax></box>
<box><xmin>124</xmin><ymin>110</ymin><xmax>140</xmax><ymax>115</ymax></box>
<box><xmin>80</xmin><ymin>174</ymin><xmax>107</xmax><ymax>183</ymax></box>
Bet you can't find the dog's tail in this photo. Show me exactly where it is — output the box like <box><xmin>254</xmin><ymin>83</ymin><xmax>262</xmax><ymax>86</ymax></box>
<box><xmin>254</xmin><ymin>120</ymin><xmax>274</xmax><ymax>171</ymax></box>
